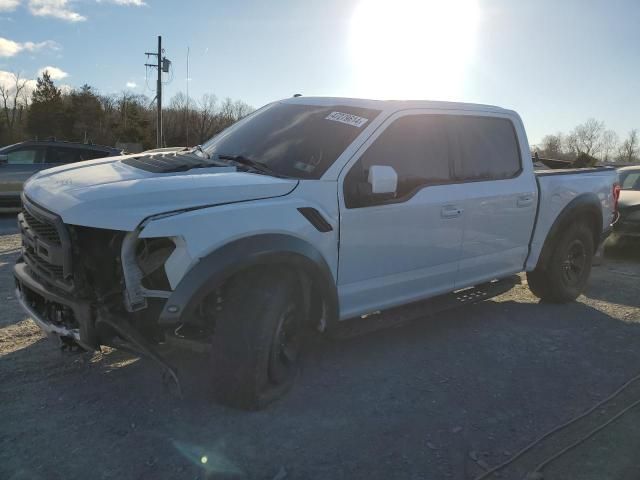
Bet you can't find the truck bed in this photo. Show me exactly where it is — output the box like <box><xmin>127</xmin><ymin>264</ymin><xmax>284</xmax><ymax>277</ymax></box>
<box><xmin>525</xmin><ymin>167</ymin><xmax>617</xmax><ymax>271</ymax></box>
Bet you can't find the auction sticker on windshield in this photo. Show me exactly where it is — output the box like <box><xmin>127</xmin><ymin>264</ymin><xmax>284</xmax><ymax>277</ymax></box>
<box><xmin>325</xmin><ymin>111</ymin><xmax>369</xmax><ymax>128</ymax></box>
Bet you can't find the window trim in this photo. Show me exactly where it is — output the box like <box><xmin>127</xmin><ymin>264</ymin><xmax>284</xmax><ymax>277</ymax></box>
<box><xmin>341</xmin><ymin>111</ymin><xmax>523</xmax><ymax>210</ymax></box>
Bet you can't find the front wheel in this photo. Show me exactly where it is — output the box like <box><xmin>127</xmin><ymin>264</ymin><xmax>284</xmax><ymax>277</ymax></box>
<box><xmin>209</xmin><ymin>268</ymin><xmax>305</xmax><ymax>410</ymax></box>
<box><xmin>527</xmin><ymin>222</ymin><xmax>594</xmax><ymax>303</ymax></box>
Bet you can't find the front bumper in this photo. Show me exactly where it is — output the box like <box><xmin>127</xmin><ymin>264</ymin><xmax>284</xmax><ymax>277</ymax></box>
<box><xmin>14</xmin><ymin>262</ymin><xmax>97</xmax><ymax>350</ymax></box>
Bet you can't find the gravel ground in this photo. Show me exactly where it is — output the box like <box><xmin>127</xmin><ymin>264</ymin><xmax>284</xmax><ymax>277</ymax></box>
<box><xmin>1</xmin><ymin>220</ymin><xmax>639</xmax><ymax>480</ymax></box>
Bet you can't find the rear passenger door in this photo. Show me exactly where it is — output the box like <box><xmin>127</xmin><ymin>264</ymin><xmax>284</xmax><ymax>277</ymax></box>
<box><xmin>448</xmin><ymin>115</ymin><xmax>537</xmax><ymax>288</ymax></box>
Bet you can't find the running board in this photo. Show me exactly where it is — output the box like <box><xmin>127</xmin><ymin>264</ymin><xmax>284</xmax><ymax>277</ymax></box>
<box><xmin>333</xmin><ymin>275</ymin><xmax>520</xmax><ymax>339</ymax></box>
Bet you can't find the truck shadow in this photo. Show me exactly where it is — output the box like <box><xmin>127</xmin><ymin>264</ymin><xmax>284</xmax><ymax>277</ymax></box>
<box><xmin>2</xmin><ymin>294</ymin><xmax>640</xmax><ymax>480</ymax></box>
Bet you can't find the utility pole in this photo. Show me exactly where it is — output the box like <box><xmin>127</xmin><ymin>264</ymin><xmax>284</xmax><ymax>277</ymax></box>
<box><xmin>145</xmin><ymin>36</ymin><xmax>170</xmax><ymax>148</ymax></box>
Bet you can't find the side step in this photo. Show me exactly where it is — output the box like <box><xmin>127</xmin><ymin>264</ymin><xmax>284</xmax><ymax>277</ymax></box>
<box><xmin>332</xmin><ymin>275</ymin><xmax>520</xmax><ymax>340</ymax></box>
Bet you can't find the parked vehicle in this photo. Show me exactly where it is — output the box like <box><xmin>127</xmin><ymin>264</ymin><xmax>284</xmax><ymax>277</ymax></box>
<box><xmin>13</xmin><ymin>97</ymin><xmax>619</xmax><ymax>409</ymax></box>
<box><xmin>0</xmin><ymin>140</ymin><xmax>121</xmax><ymax>211</ymax></box>
<box><xmin>614</xmin><ymin>165</ymin><xmax>640</xmax><ymax>239</ymax></box>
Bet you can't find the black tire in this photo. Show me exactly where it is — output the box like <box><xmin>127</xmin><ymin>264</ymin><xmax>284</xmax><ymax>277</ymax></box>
<box><xmin>526</xmin><ymin>221</ymin><xmax>594</xmax><ymax>303</ymax></box>
<box><xmin>209</xmin><ymin>268</ymin><xmax>305</xmax><ymax>410</ymax></box>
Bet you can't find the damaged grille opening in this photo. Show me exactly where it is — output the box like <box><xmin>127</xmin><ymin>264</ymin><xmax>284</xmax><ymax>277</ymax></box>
<box><xmin>68</xmin><ymin>225</ymin><xmax>125</xmax><ymax>300</ymax></box>
<box><xmin>135</xmin><ymin>238</ymin><xmax>175</xmax><ymax>291</ymax></box>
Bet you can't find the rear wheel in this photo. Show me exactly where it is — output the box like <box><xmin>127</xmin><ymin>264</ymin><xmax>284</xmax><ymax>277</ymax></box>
<box><xmin>527</xmin><ymin>222</ymin><xmax>594</xmax><ymax>303</ymax></box>
<box><xmin>209</xmin><ymin>268</ymin><xmax>305</xmax><ymax>410</ymax></box>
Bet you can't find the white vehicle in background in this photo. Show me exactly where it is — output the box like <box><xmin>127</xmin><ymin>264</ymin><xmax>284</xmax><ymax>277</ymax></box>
<box><xmin>14</xmin><ymin>97</ymin><xmax>619</xmax><ymax>409</ymax></box>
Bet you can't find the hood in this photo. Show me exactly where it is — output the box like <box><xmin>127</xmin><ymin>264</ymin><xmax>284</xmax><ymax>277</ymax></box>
<box><xmin>24</xmin><ymin>154</ymin><xmax>299</xmax><ymax>231</ymax></box>
<box><xmin>619</xmin><ymin>190</ymin><xmax>640</xmax><ymax>210</ymax></box>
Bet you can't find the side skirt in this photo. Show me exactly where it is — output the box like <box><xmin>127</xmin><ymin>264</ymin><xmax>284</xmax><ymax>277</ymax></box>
<box><xmin>332</xmin><ymin>275</ymin><xmax>520</xmax><ymax>339</ymax></box>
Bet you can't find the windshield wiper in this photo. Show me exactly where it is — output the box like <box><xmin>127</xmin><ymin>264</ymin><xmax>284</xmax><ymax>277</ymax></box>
<box><xmin>216</xmin><ymin>154</ymin><xmax>282</xmax><ymax>177</ymax></box>
<box><xmin>191</xmin><ymin>144</ymin><xmax>211</xmax><ymax>159</ymax></box>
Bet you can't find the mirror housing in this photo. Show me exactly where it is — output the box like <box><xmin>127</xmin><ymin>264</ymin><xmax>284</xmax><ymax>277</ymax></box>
<box><xmin>0</xmin><ymin>154</ymin><xmax>7</xmax><ymax>166</ymax></box>
<box><xmin>368</xmin><ymin>165</ymin><xmax>398</xmax><ymax>195</ymax></box>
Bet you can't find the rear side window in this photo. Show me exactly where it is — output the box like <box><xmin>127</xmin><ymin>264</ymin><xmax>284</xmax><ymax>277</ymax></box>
<box><xmin>80</xmin><ymin>149</ymin><xmax>110</xmax><ymax>160</ymax></box>
<box><xmin>6</xmin><ymin>148</ymin><xmax>45</xmax><ymax>164</ymax></box>
<box><xmin>344</xmin><ymin>114</ymin><xmax>451</xmax><ymax>207</ymax></box>
<box><xmin>448</xmin><ymin>116</ymin><xmax>521</xmax><ymax>181</ymax></box>
<box><xmin>620</xmin><ymin>171</ymin><xmax>640</xmax><ymax>190</ymax></box>
<box><xmin>46</xmin><ymin>147</ymin><xmax>83</xmax><ymax>164</ymax></box>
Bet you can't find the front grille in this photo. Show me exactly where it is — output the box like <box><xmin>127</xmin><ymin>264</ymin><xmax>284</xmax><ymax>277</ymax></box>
<box><xmin>19</xmin><ymin>197</ymin><xmax>73</xmax><ymax>290</ymax></box>
<box><xmin>23</xmin><ymin>251</ymin><xmax>64</xmax><ymax>279</ymax></box>
<box><xmin>22</xmin><ymin>209</ymin><xmax>61</xmax><ymax>244</ymax></box>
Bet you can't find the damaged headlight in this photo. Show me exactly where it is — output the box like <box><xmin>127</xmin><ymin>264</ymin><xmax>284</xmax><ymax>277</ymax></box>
<box><xmin>135</xmin><ymin>237</ymin><xmax>176</xmax><ymax>290</ymax></box>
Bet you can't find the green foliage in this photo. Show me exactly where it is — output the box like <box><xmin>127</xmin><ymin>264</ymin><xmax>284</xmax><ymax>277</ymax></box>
<box><xmin>1</xmin><ymin>71</ymin><xmax>253</xmax><ymax>149</ymax></box>
<box><xmin>27</xmin><ymin>71</ymin><xmax>64</xmax><ymax>139</ymax></box>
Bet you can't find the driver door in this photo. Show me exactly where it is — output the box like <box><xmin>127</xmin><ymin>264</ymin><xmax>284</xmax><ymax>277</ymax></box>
<box><xmin>337</xmin><ymin>111</ymin><xmax>466</xmax><ymax>319</ymax></box>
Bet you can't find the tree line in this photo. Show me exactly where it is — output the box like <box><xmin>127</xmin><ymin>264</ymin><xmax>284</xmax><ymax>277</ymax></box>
<box><xmin>534</xmin><ymin>118</ymin><xmax>638</xmax><ymax>165</ymax></box>
<box><xmin>3</xmin><ymin>70</ymin><xmax>639</xmax><ymax>164</ymax></box>
<box><xmin>0</xmin><ymin>71</ymin><xmax>253</xmax><ymax>150</ymax></box>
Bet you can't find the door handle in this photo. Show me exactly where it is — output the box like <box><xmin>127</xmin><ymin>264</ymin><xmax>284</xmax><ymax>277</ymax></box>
<box><xmin>517</xmin><ymin>195</ymin><xmax>534</xmax><ymax>207</ymax></box>
<box><xmin>441</xmin><ymin>205</ymin><xmax>463</xmax><ymax>218</ymax></box>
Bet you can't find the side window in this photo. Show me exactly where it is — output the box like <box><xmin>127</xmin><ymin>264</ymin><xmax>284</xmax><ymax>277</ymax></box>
<box><xmin>6</xmin><ymin>148</ymin><xmax>45</xmax><ymax>164</ymax></box>
<box><xmin>447</xmin><ymin>116</ymin><xmax>521</xmax><ymax>181</ymax></box>
<box><xmin>621</xmin><ymin>172</ymin><xmax>640</xmax><ymax>190</ymax></box>
<box><xmin>46</xmin><ymin>147</ymin><xmax>83</xmax><ymax>164</ymax></box>
<box><xmin>344</xmin><ymin>115</ymin><xmax>451</xmax><ymax>208</ymax></box>
<box><xmin>80</xmin><ymin>149</ymin><xmax>108</xmax><ymax>160</ymax></box>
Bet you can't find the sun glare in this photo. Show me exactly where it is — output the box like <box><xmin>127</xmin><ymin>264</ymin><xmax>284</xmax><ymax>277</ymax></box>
<box><xmin>349</xmin><ymin>0</ymin><xmax>480</xmax><ymax>100</ymax></box>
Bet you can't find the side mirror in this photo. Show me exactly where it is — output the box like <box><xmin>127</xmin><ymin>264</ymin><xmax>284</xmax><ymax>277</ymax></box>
<box><xmin>0</xmin><ymin>154</ymin><xmax>7</xmax><ymax>165</ymax></box>
<box><xmin>368</xmin><ymin>165</ymin><xmax>397</xmax><ymax>195</ymax></box>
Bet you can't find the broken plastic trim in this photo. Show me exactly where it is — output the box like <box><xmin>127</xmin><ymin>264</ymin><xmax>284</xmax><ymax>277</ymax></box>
<box><xmin>121</xmin><ymin>227</ymin><xmax>172</xmax><ymax>312</ymax></box>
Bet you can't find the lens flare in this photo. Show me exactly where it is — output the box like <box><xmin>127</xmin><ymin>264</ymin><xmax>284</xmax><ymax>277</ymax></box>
<box><xmin>349</xmin><ymin>0</ymin><xmax>480</xmax><ymax>100</ymax></box>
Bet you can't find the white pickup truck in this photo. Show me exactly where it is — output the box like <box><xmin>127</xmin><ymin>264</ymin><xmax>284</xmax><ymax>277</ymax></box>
<box><xmin>14</xmin><ymin>97</ymin><xmax>620</xmax><ymax>409</ymax></box>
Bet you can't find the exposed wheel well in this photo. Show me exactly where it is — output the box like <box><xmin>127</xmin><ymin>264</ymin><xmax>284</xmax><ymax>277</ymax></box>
<box><xmin>217</xmin><ymin>263</ymin><xmax>330</xmax><ymax>333</ymax></box>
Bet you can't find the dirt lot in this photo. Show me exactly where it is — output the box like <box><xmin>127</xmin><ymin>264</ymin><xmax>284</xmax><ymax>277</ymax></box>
<box><xmin>1</xmin><ymin>220</ymin><xmax>640</xmax><ymax>480</ymax></box>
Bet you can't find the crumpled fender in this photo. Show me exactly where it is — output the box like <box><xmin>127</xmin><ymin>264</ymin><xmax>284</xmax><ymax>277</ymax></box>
<box><xmin>158</xmin><ymin>233</ymin><xmax>339</xmax><ymax>327</ymax></box>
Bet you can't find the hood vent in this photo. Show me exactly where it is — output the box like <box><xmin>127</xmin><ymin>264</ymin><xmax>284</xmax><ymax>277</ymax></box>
<box><xmin>122</xmin><ymin>152</ymin><xmax>217</xmax><ymax>173</ymax></box>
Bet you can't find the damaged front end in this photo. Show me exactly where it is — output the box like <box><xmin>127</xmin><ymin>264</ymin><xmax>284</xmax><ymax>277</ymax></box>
<box><xmin>14</xmin><ymin>197</ymin><xmax>195</xmax><ymax>391</ymax></box>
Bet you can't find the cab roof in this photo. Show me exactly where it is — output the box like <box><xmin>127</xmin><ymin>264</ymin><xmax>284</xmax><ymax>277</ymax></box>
<box><xmin>280</xmin><ymin>96</ymin><xmax>512</xmax><ymax>115</ymax></box>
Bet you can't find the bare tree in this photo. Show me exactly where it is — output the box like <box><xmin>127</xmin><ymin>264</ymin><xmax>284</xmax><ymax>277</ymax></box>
<box><xmin>618</xmin><ymin>129</ymin><xmax>639</xmax><ymax>163</ymax></box>
<box><xmin>195</xmin><ymin>93</ymin><xmax>218</xmax><ymax>143</ymax></box>
<box><xmin>0</xmin><ymin>71</ymin><xmax>29</xmax><ymax>141</ymax></box>
<box><xmin>566</xmin><ymin>118</ymin><xmax>605</xmax><ymax>157</ymax></box>
<box><xmin>538</xmin><ymin>133</ymin><xmax>564</xmax><ymax>158</ymax></box>
<box><xmin>600</xmin><ymin>130</ymin><xmax>619</xmax><ymax>163</ymax></box>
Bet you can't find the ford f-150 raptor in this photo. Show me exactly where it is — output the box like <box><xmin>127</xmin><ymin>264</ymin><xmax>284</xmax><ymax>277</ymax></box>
<box><xmin>14</xmin><ymin>97</ymin><xmax>620</xmax><ymax>409</ymax></box>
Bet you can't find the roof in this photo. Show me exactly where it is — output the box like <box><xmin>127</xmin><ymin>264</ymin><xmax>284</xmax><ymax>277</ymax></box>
<box><xmin>280</xmin><ymin>96</ymin><xmax>511</xmax><ymax>115</ymax></box>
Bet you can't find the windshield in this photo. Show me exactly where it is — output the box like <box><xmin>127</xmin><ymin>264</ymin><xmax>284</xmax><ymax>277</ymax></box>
<box><xmin>619</xmin><ymin>170</ymin><xmax>640</xmax><ymax>190</ymax></box>
<box><xmin>201</xmin><ymin>102</ymin><xmax>381</xmax><ymax>179</ymax></box>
